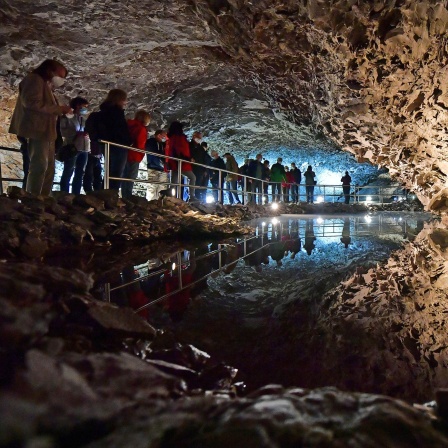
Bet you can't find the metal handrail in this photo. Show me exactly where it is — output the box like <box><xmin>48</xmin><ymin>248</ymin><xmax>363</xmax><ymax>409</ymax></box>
<box><xmin>0</xmin><ymin>142</ymin><xmax>408</xmax><ymax>204</ymax></box>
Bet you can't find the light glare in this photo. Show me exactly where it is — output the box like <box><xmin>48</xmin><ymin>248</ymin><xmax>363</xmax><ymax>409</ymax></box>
<box><xmin>271</xmin><ymin>202</ymin><xmax>279</xmax><ymax>210</ymax></box>
<box><xmin>206</xmin><ymin>195</ymin><xmax>215</xmax><ymax>204</ymax></box>
<box><xmin>316</xmin><ymin>196</ymin><xmax>324</xmax><ymax>203</ymax></box>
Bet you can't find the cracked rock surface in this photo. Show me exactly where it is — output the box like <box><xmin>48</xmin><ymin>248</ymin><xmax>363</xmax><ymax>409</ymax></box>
<box><xmin>3</xmin><ymin>1</ymin><xmax>446</xmax><ymax>208</ymax></box>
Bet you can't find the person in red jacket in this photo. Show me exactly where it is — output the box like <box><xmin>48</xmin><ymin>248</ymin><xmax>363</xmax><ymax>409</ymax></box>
<box><xmin>284</xmin><ymin>166</ymin><xmax>295</xmax><ymax>203</ymax></box>
<box><xmin>165</xmin><ymin>121</ymin><xmax>196</xmax><ymax>201</ymax></box>
<box><xmin>122</xmin><ymin>110</ymin><xmax>151</xmax><ymax>199</ymax></box>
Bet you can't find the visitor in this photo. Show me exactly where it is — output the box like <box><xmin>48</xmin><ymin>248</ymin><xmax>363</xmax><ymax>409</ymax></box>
<box><xmin>223</xmin><ymin>152</ymin><xmax>241</xmax><ymax>204</ymax></box>
<box><xmin>209</xmin><ymin>150</ymin><xmax>226</xmax><ymax>202</ymax></box>
<box><xmin>263</xmin><ymin>160</ymin><xmax>271</xmax><ymax>203</ymax></box>
<box><xmin>165</xmin><ymin>121</ymin><xmax>196</xmax><ymax>201</ymax></box>
<box><xmin>59</xmin><ymin>97</ymin><xmax>90</xmax><ymax>194</ymax></box>
<box><xmin>304</xmin><ymin>165</ymin><xmax>316</xmax><ymax>204</ymax></box>
<box><xmin>248</xmin><ymin>154</ymin><xmax>264</xmax><ymax>204</ymax></box>
<box><xmin>290</xmin><ymin>162</ymin><xmax>301</xmax><ymax>203</ymax></box>
<box><xmin>146</xmin><ymin>130</ymin><xmax>168</xmax><ymax>201</ymax></box>
<box><xmin>190</xmin><ymin>132</ymin><xmax>209</xmax><ymax>201</ymax></box>
<box><xmin>284</xmin><ymin>166</ymin><xmax>295</xmax><ymax>203</ymax></box>
<box><xmin>83</xmin><ymin>109</ymin><xmax>105</xmax><ymax>193</ymax></box>
<box><xmin>122</xmin><ymin>110</ymin><xmax>151</xmax><ymax>199</ymax></box>
<box><xmin>99</xmin><ymin>89</ymin><xmax>132</xmax><ymax>191</ymax></box>
<box><xmin>270</xmin><ymin>157</ymin><xmax>286</xmax><ymax>202</ymax></box>
<box><xmin>9</xmin><ymin>59</ymin><xmax>72</xmax><ymax>196</ymax></box>
<box><xmin>341</xmin><ymin>170</ymin><xmax>352</xmax><ymax>204</ymax></box>
<box><xmin>17</xmin><ymin>136</ymin><xmax>29</xmax><ymax>189</ymax></box>
<box><xmin>239</xmin><ymin>158</ymin><xmax>250</xmax><ymax>204</ymax></box>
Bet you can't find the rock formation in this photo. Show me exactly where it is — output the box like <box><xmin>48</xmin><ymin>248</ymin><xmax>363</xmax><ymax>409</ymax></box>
<box><xmin>2</xmin><ymin>1</ymin><xmax>448</xmax><ymax>207</ymax></box>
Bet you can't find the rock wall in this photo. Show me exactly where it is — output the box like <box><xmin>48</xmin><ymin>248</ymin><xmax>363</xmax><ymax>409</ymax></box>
<box><xmin>302</xmin><ymin>217</ymin><xmax>448</xmax><ymax>401</ymax></box>
<box><xmin>193</xmin><ymin>0</ymin><xmax>448</xmax><ymax>208</ymax></box>
<box><xmin>1</xmin><ymin>1</ymin><xmax>448</xmax><ymax>208</ymax></box>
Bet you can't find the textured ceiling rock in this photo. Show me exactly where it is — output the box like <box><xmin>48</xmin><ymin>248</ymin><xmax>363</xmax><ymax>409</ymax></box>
<box><xmin>1</xmin><ymin>1</ymin><xmax>448</xmax><ymax>207</ymax></box>
<box><xmin>193</xmin><ymin>0</ymin><xmax>448</xmax><ymax>208</ymax></box>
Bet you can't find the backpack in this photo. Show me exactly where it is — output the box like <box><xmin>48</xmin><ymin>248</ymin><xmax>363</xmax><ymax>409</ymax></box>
<box><xmin>85</xmin><ymin>111</ymin><xmax>107</xmax><ymax>156</ymax></box>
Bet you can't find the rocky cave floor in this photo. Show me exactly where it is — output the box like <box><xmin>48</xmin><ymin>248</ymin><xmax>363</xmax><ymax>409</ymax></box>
<box><xmin>1</xmin><ymin>188</ymin><xmax>448</xmax><ymax>447</ymax></box>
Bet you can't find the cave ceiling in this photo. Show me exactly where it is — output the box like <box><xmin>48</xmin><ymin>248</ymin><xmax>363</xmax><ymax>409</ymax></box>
<box><xmin>2</xmin><ymin>0</ymin><xmax>448</xmax><ymax>207</ymax></box>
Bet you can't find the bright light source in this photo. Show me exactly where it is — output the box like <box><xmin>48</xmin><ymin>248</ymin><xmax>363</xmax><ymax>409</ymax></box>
<box><xmin>365</xmin><ymin>215</ymin><xmax>372</xmax><ymax>223</ymax></box>
<box><xmin>410</xmin><ymin>194</ymin><xmax>416</xmax><ymax>200</ymax></box>
<box><xmin>272</xmin><ymin>218</ymin><xmax>279</xmax><ymax>225</ymax></box>
<box><xmin>366</xmin><ymin>196</ymin><xmax>372</xmax><ymax>203</ymax></box>
<box><xmin>271</xmin><ymin>202</ymin><xmax>279</xmax><ymax>210</ymax></box>
<box><xmin>261</xmin><ymin>222</ymin><xmax>266</xmax><ymax>226</ymax></box>
<box><xmin>171</xmin><ymin>188</ymin><xmax>176</xmax><ymax>197</ymax></box>
<box><xmin>171</xmin><ymin>263</ymin><xmax>176</xmax><ymax>270</ymax></box>
<box><xmin>206</xmin><ymin>195</ymin><xmax>215</xmax><ymax>204</ymax></box>
<box><xmin>316</xmin><ymin>196</ymin><xmax>324</xmax><ymax>203</ymax></box>
<box><xmin>316</xmin><ymin>217</ymin><xmax>324</xmax><ymax>224</ymax></box>
<box><xmin>398</xmin><ymin>217</ymin><xmax>403</xmax><ymax>222</ymax></box>
<box><xmin>398</xmin><ymin>196</ymin><xmax>404</xmax><ymax>201</ymax></box>
<box><xmin>262</xmin><ymin>196</ymin><xmax>267</xmax><ymax>204</ymax></box>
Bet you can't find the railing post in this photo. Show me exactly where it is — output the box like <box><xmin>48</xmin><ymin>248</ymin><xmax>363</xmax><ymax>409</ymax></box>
<box><xmin>243</xmin><ymin>176</ymin><xmax>247</xmax><ymax>205</ymax></box>
<box><xmin>177</xmin><ymin>252</ymin><xmax>183</xmax><ymax>289</ymax></box>
<box><xmin>218</xmin><ymin>170</ymin><xmax>222</xmax><ymax>204</ymax></box>
<box><xmin>105</xmin><ymin>283</ymin><xmax>111</xmax><ymax>303</ymax></box>
<box><xmin>323</xmin><ymin>185</ymin><xmax>326</xmax><ymax>203</ymax></box>
<box><xmin>0</xmin><ymin>159</ymin><xmax>3</xmax><ymax>195</ymax></box>
<box><xmin>104</xmin><ymin>142</ymin><xmax>110</xmax><ymax>189</ymax></box>
<box><xmin>177</xmin><ymin>161</ymin><xmax>182</xmax><ymax>200</ymax></box>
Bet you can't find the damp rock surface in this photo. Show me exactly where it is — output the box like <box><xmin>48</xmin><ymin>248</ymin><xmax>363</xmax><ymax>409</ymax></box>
<box><xmin>1</xmin><ymin>258</ymin><xmax>447</xmax><ymax>448</ymax></box>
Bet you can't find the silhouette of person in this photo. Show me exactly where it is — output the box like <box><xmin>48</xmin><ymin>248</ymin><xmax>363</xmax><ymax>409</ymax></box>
<box><xmin>340</xmin><ymin>217</ymin><xmax>351</xmax><ymax>248</ymax></box>
<box><xmin>304</xmin><ymin>219</ymin><xmax>316</xmax><ymax>255</ymax></box>
<box><xmin>341</xmin><ymin>171</ymin><xmax>352</xmax><ymax>204</ymax></box>
<box><xmin>164</xmin><ymin>251</ymin><xmax>196</xmax><ymax>322</ymax></box>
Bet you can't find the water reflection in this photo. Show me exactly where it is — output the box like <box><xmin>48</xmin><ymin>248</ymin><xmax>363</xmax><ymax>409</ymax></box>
<box><xmin>99</xmin><ymin>213</ymin><xmax>438</xmax><ymax>398</ymax></box>
<box><xmin>104</xmin><ymin>213</ymin><xmax>428</xmax><ymax>319</ymax></box>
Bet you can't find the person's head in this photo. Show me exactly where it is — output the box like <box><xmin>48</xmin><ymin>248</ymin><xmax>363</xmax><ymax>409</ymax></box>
<box><xmin>192</xmin><ymin>132</ymin><xmax>202</xmax><ymax>143</ymax></box>
<box><xmin>134</xmin><ymin>110</ymin><xmax>151</xmax><ymax>126</ymax></box>
<box><xmin>33</xmin><ymin>59</ymin><xmax>68</xmax><ymax>85</ymax></box>
<box><xmin>69</xmin><ymin>97</ymin><xmax>88</xmax><ymax>114</ymax></box>
<box><xmin>291</xmin><ymin>163</ymin><xmax>296</xmax><ymax>168</ymax></box>
<box><xmin>201</xmin><ymin>142</ymin><xmax>208</xmax><ymax>150</ymax></box>
<box><xmin>285</xmin><ymin>166</ymin><xmax>289</xmax><ymax>172</ymax></box>
<box><xmin>104</xmin><ymin>89</ymin><xmax>127</xmax><ymax>109</ymax></box>
<box><xmin>155</xmin><ymin>129</ymin><xmax>167</xmax><ymax>142</ymax></box>
<box><xmin>211</xmin><ymin>150</ymin><xmax>219</xmax><ymax>159</ymax></box>
<box><xmin>167</xmin><ymin>121</ymin><xmax>184</xmax><ymax>137</ymax></box>
<box><xmin>345</xmin><ymin>171</ymin><xmax>349</xmax><ymax>175</ymax></box>
<box><xmin>307</xmin><ymin>165</ymin><xmax>312</xmax><ymax>171</ymax></box>
<box><xmin>277</xmin><ymin>157</ymin><xmax>283</xmax><ymax>163</ymax></box>
<box><xmin>264</xmin><ymin>160</ymin><xmax>270</xmax><ymax>166</ymax></box>
<box><xmin>256</xmin><ymin>153</ymin><xmax>262</xmax><ymax>161</ymax></box>
<box><xmin>223</xmin><ymin>152</ymin><xmax>231</xmax><ymax>160</ymax></box>
<box><xmin>244</xmin><ymin>158</ymin><xmax>249</xmax><ymax>165</ymax></box>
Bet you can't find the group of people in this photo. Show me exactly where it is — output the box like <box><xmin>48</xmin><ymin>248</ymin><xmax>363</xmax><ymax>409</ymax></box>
<box><xmin>9</xmin><ymin>58</ymin><xmax>353</xmax><ymax>205</ymax></box>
